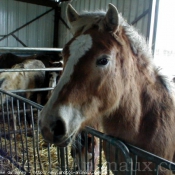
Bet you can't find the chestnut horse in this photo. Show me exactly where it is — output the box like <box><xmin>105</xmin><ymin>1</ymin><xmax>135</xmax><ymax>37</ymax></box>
<box><xmin>39</xmin><ymin>3</ymin><xmax>175</xmax><ymax>174</ymax></box>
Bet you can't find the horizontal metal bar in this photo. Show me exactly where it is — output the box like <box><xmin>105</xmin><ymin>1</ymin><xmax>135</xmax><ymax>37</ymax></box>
<box><xmin>0</xmin><ymin>108</ymin><xmax>37</xmax><ymax>116</ymax></box>
<box><xmin>126</xmin><ymin>143</ymin><xmax>175</xmax><ymax>171</ymax></box>
<box><xmin>0</xmin><ymin>47</ymin><xmax>62</xmax><ymax>52</ymax></box>
<box><xmin>0</xmin><ymin>128</ymin><xmax>33</xmax><ymax>137</ymax></box>
<box><xmin>0</xmin><ymin>68</ymin><xmax>63</xmax><ymax>72</ymax></box>
<box><xmin>15</xmin><ymin>0</ymin><xmax>59</xmax><ymax>7</ymax></box>
<box><xmin>0</xmin><ymin>89</ymin><xmax>43</xmax><ymax>110</ymax></box>
<box><xmin>9</xmin><ymin>87</ymin><xmax>54</xmax><ymax>93</ymax></box>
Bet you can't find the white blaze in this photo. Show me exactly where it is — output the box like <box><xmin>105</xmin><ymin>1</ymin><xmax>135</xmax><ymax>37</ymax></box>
<box><xmin>39</xmin><ymin>34</ymin><xmax>92</xmax><ymax>134</ymax></box>
<box><xmin>49</xmin><ymin>34</ymin><xmax>93</xmax><ymax>105</ymax></box>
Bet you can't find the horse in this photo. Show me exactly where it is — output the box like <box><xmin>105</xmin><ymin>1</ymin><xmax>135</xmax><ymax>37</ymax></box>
<box><xmin>0</xmin><ymin>59</ymin><xmax>45</xmax><ymax>104</ymax></box>
<box><xmin>0</xmin><ymin>59</ymin><xmax>45</xmax><ymax>133</ymax></box>
<box><xmin>39</xmin><ymin>3</ymin><xmax>175</xmax><ymax>174</ymax></box>
<box><xmin>0</xmin><ymin>53</ymin><xmax>63</xmax><ymax>105</ymax></box>
<box><xmin>0</xmin><ymin>53</ymin><xmax>37</xmax><ymax>69</ymax></box>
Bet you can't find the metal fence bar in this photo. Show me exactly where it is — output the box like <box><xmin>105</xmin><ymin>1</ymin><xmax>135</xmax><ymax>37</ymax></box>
<box><xmin>9</xmin><ymin>87</ymin><xmax>54</xmax><ymax>93</ymax></box>
<box><xmin>84</xmin><ymin>132</ymin><xmax>88</xmax><ymax>172</ymax></box>
<box><xmin>0</xmin><ymin>148</ymin><xmax>30</xmax><ymax>175</ymax></box>
<box><xmin>36</xmin><ymin>110</ymin><xmax>43</xmax><ymax>172</ymax></box>
<box><xmin>0</xmin><ymin>68</ymin><xmax>63</xmax><ymax>72</ymax></box>
<box><xmin>30</xmin><ymin>105</ymin><xmax>37</xmax><ymax>173</ymax></box>
<box><xmin>99</xmin><ymin>138</ymin><xmax>102</xmax><ymax>175</ymax></box>
<box><xmin>0</xmin><ymin>94</ymin><xmax>7</xmax><ymax>149</ymax></box>
<box><xmin>0</xmin><ymin>47</ymin><xmax>62</xmax><ymax>52</ymax></box>
<box><xmin>10</xmin><ymin>97</ymin><xmax>18</xmax><ymax>162</ymax></box>
<box><xmin>0</xmin><ymin>108</ymin><xmax>37</xmax><ymax>116</ymax></box>
<box><xmin>60</xmin><ymin>147</ymin><xmax>66</xmax><ymax>172</ymax></box>
<box><xmin>84</xmin><ymin>127</ymin><xmax>133</xmax><ymax>175</ymax></box>
<box><xmin>126</xmin><ymin>143</ymin><xmax>175</xmax><ymax>172</ymax></box>
<box><xmin>1</xmin><ymin>89</ymin><xmax>175</xmax><ymax>174</ymax></box>
<box><xmin>47</xmin><ymin>144</ymin><xmax>52</xmax><ymax>172</ymax></box>
<box><xmin>0</xmin><ymin>89</ymin><xmax>43</xmax><ymax>110</ymax></box>
<box><xmin>16</xmin><ymin>99</ymin><xmax>25</xmax><ymax>172</ymax></box>
<box><xmin>23</xmin><ymin>102</ymin><xmax>30</xmax><ymax>172</ymax></box>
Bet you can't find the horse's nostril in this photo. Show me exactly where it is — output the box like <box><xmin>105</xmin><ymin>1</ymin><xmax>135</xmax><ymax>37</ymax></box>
<box><xmin>50</xmin><ymin>119</ymin><xmax>65</xmax><ymax>138</ymax></box>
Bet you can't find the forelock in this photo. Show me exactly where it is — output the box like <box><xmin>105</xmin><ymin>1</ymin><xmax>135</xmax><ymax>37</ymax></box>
<box><xmin>70</xmin><ymin>10</ymin><xmax>153</xmax><ymax>61</ymax></box>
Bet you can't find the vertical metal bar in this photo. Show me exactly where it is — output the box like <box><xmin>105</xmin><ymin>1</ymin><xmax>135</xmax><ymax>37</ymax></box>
<box><xmin>23</xmin><ymin>102</ymin><xmax>30</xmax><ymax>172</ymax></box>
<box><xmin>6</xmin><ymin>99</ymin><xmax>12</xmax><ymax>155</ymax></box>
<box><xmin>57</xmin><ymin>147</ymin><xmax>60</xmax><ymax>164</ymax></box>
<box><xmin>0</xmin><ymin>93</ymin><xmax>7</xmax><ymax>173</ymax></box>
<box><xmin>155</xmin><ymin>164</ymin><xmax>159</xmax><ymax>175</ymax></box>
<box><xmin>147</xmin><ymin>0</ymin><xmax>153</xmax><ymax>40</ymax></box>
<box><xmin>84</xmin><ymin>131</ymin><xmax>88</xmax><ymax>172</ymax></box>
<box><xmin>152</xmin><ymin>0</ymin><xmax>160</xmax><ymax>55</ymax></box>
<box><xmin>114</xmin><ymin>148</ymin><xmax>119</xmax><ymax>175</ymax></box>
<box><xmin>60</xmin><ymin>147</ymin><xmax>66</xmax><ymax>173</ymax></box>
<box><xmin>53</xmin><ymin>6</ymin><xmax>60</xmax><ymax>47</ymax></box>
<box><xmin>10</xmin><ymin>97</ymin><xmax>18</xmax><ymax>163</ymax></box>
<box><xmin>65</xmin><ymin>147</ymin><xmax>69</xmax><ymax>171</ymax></box>
<box><xmin>36</xmin><ymin>109</ymin><xmax>43</xmax><ymax>171</ymax></box>
<box><xmin>135</xmin><ymin>0</ymin><xmax>139</xmax><ymax>24</ymax></box>
<box><xmin>16</xmin><ymin>100</ymin><xmax>25</xmax><ymax>171</ymax></box>
<box><xmin>142</xmin><ymin>0</ymin><xmax>147</xmax><ymax>38</ymax></box>
<box><xmin>78</xmin><ymin>134</ymin><xmax>82</xmax><ymax>171</ymax></box>
<box><xmin>106</xmin><ymin>142</ymin><xmax>110</xmax><ymax>175</ymax></box>
<box><xmin>30</xmin><ymin>105</ymin><xmax>37</xmax><ymax>173</ymax></box>
<box><xmin>99</xmin><ymin>138</ymin><xmax>102</xmax><ymax>175</ymax></box>
<box><xmin>122</xmin><ymin>0</ymin><xmax>125</xmax><ymax>16</ymax></box>
<box><xmin>72</xmin><ymin>156</ymin><xmax>77</xmax><ymax>173</ymax></box>
<box><xmin>47</xmin><ymin>143</ymin><xmax>52</xmax><ymax>172</ymax></box>
<box><xmin>132</xmin><ymin>155</ymin><xmax>137</xmax><ymax>175</ymax></box>
<box><xmin>57</xmin><ymin>147</ymin><xmax>61</xmax><ymax>173</ymax></box>
<box><xmin>91</xmin><ymin>135</ymin><xmax>95</xmax><ymax>174</ymax></box>
<box><xmin>1</xmin><ymin>93</ymin><xmax>7</xmax><ymax>149</ymax></box>
<box><xmin>0</xmin><ymin>93</ymin><xmax>3</xmax><ymax>149</ymax></box>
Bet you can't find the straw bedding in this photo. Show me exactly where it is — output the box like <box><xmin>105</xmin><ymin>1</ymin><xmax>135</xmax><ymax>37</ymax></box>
<box><xmin>0</xmin><ymin>128</ymin><xmax>113</xmax><ymax>175</ymax></box>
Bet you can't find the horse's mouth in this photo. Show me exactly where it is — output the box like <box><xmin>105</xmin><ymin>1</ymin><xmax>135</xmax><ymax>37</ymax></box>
<box><xmin>54</xmin><ymin>136</ymin><xmax>72</xmax><ymax>147</ymax></box>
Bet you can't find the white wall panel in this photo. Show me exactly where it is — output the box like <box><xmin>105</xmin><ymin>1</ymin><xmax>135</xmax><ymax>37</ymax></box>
<box><xmin>0</xmin><ymin>0</ymin><xmax>54</xmax><ymax>47</ymax></box>
<box><xmin>58</xmin><ymin>0</ymin><xmax>153</xmax><ymax>48</ymax></box>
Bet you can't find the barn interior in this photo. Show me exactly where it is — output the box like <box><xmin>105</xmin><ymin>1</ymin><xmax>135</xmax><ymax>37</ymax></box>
<box><xmin>1</xmin><ymin>0</ymin><xmax>175</xmax><ymax>175</ymax></box>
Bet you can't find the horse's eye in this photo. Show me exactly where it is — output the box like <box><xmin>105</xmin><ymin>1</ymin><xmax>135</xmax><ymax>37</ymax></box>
<box><xmin>96</xmin><ymin>57</ymin><xmax>109</xmax><ymax>66</ymax></box>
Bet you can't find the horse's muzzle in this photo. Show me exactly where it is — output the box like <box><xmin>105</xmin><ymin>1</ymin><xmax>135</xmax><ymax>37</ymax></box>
<box><xmin>40</xmin><ymin>119</ymin><xmax>71</xmax><ymax>147</ymax></box>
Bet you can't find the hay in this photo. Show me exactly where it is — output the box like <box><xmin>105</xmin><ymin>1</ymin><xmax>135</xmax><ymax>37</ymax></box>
<box><xmin>0</xmin><ymin>120</ymin><xmax>113</xmax><ymax>175</ymax></box>
<box><xmin>0</xmin><ymin>133</ymin><xmax>113</xmax><ymax>175</ymax></box>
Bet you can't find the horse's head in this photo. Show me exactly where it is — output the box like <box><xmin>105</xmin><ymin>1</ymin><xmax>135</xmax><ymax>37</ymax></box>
<box><xmin>39</xmin><ymin>3</ymin><xmax>152</xmax><ymax>146</ymax></box>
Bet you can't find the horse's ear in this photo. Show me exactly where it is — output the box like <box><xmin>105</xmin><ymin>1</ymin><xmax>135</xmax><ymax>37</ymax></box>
<box><xmin>105</xmin><ymin>3</ymin><xmax>119</xmax><ymax>32</ymax></box>
<box><xmin>66</xmin><ymin>4</ymin><xmax>79</xmax><ymax>23</ymax></box>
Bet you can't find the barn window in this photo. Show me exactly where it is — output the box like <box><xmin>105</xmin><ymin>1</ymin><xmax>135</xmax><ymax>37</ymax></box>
<box><xmin>154</xmin><ymin>0</ymin><xmax>175</xmax><ymax>81</ymax></box>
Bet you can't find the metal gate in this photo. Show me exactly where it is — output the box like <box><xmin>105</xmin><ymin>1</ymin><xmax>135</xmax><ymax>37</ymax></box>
<box><xmin>0</xmin><ymin>89</ymin><xmax>175</xmax><ymax>175</ymax></box>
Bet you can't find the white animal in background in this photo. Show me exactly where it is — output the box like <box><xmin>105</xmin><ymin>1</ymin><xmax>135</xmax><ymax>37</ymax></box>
<box><xmin>47</xmin><ymin>72</ymin><xmax>59</xmax><ymax>100</ymax></box>
<box><xmin>0</xmin><ymin>59</ymin><xmax>45</xmax><ymax>133</ymax></box>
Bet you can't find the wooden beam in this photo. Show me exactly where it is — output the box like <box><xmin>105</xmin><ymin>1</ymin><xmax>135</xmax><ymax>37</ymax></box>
<box><xmin>15</xmin><ymin>0</ymin><xmax>59</xmax><ymax>7</ymax></box>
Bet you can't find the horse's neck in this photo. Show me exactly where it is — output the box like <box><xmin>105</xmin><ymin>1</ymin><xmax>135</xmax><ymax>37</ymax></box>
<box><xmin>102</xmin><ymin>73</ymin><xmax>174</xmax><ymax>143</ymax></box>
